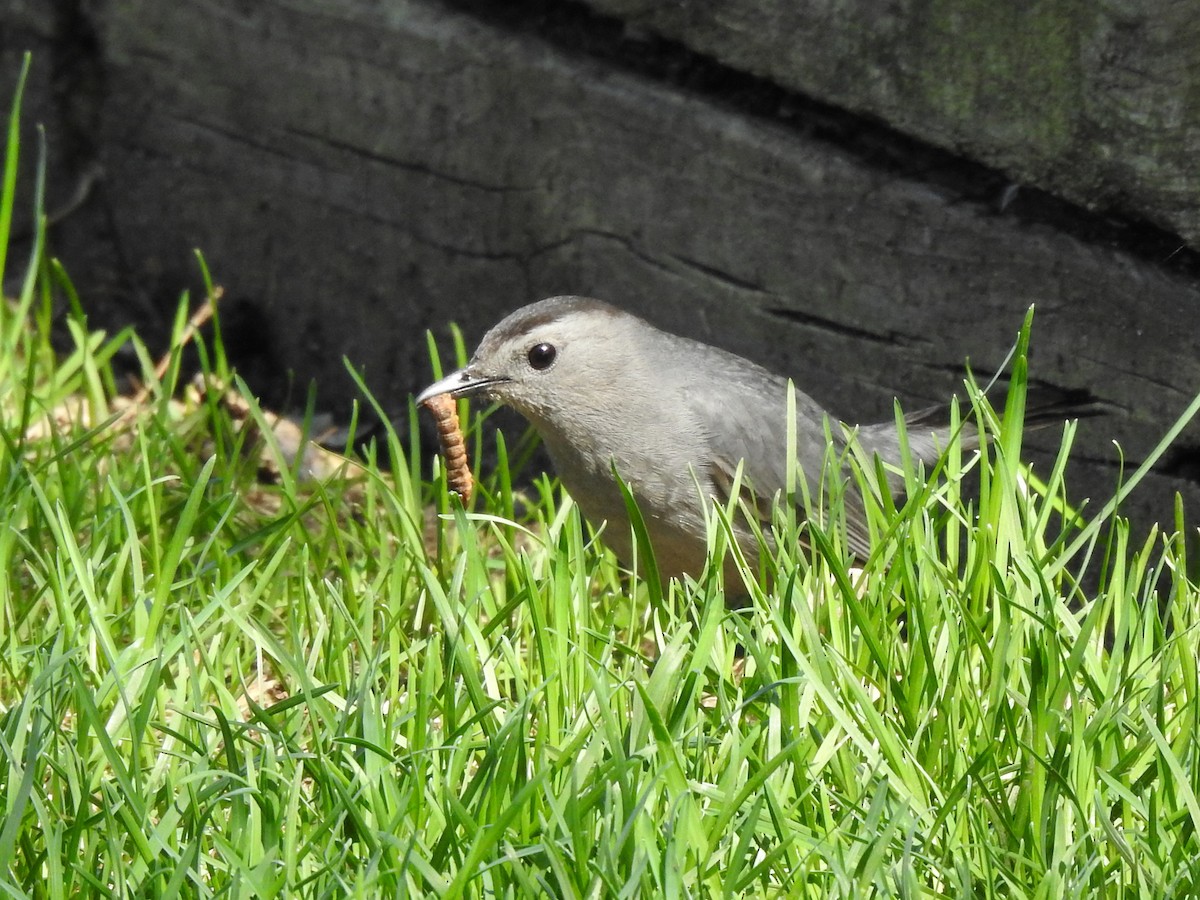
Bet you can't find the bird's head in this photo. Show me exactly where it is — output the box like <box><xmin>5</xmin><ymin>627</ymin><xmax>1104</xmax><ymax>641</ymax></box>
<box><xmin>416</xmin><ymin>296</ymin><xmax>639</xmax><ymax>427</ymax></box>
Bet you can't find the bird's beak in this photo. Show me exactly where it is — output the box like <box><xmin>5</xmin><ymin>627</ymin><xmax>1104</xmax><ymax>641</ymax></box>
<box><xmin>415</xmin><ymin>366</ymin><xmax>509</xmax><ymax>406</ymax></box>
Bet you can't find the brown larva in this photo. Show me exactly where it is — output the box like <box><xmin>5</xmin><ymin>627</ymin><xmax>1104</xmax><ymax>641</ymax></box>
<box><xmin>422</xmin><ymin>392</ymin><xmax>473</xmax><ymax>503</ymax></box>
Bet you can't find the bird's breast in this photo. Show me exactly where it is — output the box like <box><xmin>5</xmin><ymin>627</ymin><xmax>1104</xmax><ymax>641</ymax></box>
<box><xmin>538</xmin><ymin>424</ymin><xmax>727</xmax><ymax>577</ymax></box>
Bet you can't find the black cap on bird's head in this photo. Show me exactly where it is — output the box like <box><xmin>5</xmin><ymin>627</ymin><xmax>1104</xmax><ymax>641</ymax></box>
<box><xmin>416</xmin><ymin>296</ymin><xmax>637</xmax><ymax>423</ymax></box>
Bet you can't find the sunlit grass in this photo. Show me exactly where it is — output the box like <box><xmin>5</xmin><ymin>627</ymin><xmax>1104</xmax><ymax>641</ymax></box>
<box><xmin>3</xmin><ymin>53</ymin><xmax>1200</xmax><ymax>897</ymax></box>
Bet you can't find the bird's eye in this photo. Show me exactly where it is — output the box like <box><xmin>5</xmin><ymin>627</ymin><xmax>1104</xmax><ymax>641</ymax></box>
<box><xmin>527</xmin><ymin>342</ymin><xmax>557</xmax><ymax>370</ymax></box>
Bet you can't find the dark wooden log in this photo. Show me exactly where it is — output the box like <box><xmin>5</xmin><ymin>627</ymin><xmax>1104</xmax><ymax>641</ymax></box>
<box><xmin>582</xmin><ymin>0</ymin><xmax>1200</xmax><ymax>251</ymax></box>
<box><xmin>4</xmin><ymin>0</ymin><xmax>1197</xmax><ymax>534</ymax></box>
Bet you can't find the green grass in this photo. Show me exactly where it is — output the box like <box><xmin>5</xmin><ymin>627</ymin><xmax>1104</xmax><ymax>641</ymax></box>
<box><xmin>4</xmin><ymin>54</ymin><xmax>1200</xmax><ymax>897</ymax></box>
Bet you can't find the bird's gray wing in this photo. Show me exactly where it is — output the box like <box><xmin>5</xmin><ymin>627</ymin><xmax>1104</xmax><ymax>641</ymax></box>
<box><xmin>672</xmin><ymin>341</ymin><xmax>875</xmax><ymax>559</ymax></box>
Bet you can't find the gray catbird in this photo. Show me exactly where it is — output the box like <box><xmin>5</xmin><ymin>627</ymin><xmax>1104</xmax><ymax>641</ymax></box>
<box><xmin>418</xmin><ymin>295</ymin><xmax>1076</xmax><ymax>580</ymax></box>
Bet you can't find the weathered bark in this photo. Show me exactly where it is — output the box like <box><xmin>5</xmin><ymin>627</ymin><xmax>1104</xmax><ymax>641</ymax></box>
<box><xmin>583</xmin><ymin>0</ymin><xmax>1200</xmax><ymax>250</ymax></box>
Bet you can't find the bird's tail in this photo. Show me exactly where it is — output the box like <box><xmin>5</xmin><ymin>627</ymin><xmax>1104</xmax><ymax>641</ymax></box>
<box><xmin>855</xmin><ymin>384</ymin><xmax>1107</xmax><ymax>480</ymax></box>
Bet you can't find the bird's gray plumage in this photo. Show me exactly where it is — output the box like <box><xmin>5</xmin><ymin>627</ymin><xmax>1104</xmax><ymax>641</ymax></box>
<box><xmin>417</xmin><ymin>296</ymin><xmax>1021</xmax><ymax>579</ymax></box>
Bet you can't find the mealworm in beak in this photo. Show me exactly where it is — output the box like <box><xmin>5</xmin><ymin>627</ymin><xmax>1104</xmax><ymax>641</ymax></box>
<box><xmin>421</xmin><ymin>392</ymin><xmax>473</xmax><ymax>503</ymax></box>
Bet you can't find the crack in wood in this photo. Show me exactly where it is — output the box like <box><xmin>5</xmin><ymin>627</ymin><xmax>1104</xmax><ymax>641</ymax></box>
<box><xmin>765</xmin><ymin>306</ymin><xmax>926</xmax><ymax>349</ymax></box>
<box><xmin>285</xmin><ymin>126</ymin><xmax>534</xmax><ymax>194</ymax></box>
<box><xmin>669</xmin><ymin>253</ymin><xmax>768</xmax><ymax>294</ymax></box>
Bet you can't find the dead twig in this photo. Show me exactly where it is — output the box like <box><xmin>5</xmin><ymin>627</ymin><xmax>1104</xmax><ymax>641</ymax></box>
<box><xmin>117</xmin><ymin>286</ymin><xmax>223</xmax><ymax>427</ymax></box>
